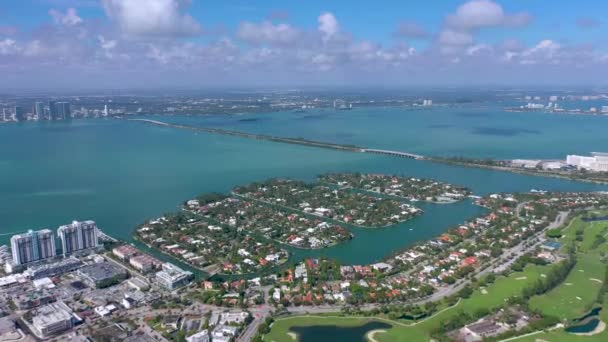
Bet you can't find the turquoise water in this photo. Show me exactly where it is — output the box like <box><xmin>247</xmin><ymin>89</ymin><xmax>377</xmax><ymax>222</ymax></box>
<box><xmin>1</xmin><ymin>108</ymin><xmax>607</xmax><ymax>266</ymax></box>
<box><xmin>164</xmin><ymin>104</ymin><xmax>608</xmax><ymax>159</ymax></box>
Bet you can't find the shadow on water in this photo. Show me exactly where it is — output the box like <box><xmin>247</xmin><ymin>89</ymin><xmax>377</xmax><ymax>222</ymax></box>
<box><xmin>472</xmin><ymin>127</ymin><xmax>541</xmax><ymax>136</ymax></box>
<box><xmin>290</xmin><ymin>321</ymin><xmax>391</xmax><ymax>342</ymax></box>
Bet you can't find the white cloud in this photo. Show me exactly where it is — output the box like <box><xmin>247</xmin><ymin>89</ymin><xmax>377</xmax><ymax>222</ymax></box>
<box><xmin>466</xmin><ymin>44</ymin><xmax>492</xmax><ymax>56</ymax></box>
<box><xmin>318</xmin><ymin>12</ymin><xmax>339</xmax><ymax>41</ymax></box>
<box><xmin>439</xmin><ymin>30</ymin><xmax>473</xmax><ymax>46</ymax></box>
<box><xmin>446</xmin><ymin>0</ymin><xmax>531</xmax><ymax>30</ymax></box>
<box><xmin>102</xmin><ymin>0</ymin><xmax>202</xmax><ymax>37</ymax></box>
<box><xmin>49</xmin><ymin>8</ymin><xmax>83</xmax><ymax>26</ymax></box>
<box><xmin>0</xmin><ymin>39</ymin><xmax>19</xmax><ymax>55</ymax></box>
<box><xmin>237</xmin><ymin>21</ymin><xmax>301</xmax><ymax>46</ymax></box>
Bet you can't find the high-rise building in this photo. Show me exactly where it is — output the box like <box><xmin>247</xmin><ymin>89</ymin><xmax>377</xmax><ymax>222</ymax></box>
<box><xmin>14</xmin><ymin>106</ymin><xmax>26</xmax><ymax>122</ymax></box>
<box><xmin>58</xmin><ymin>220</ymin><xmax>99</xmax><ymax>255</ymax></box>
<box><xmin>34</xmin><ymin>102</ymin><xmax>45</xmax><ymax>120</ymax></box>
<box><xmin>11</xmin><ymin>229</ymin><xmax>57</xmax><ymax>265</ymax></box>
<box><xmin>48</xmin><ymin>101</ymin><xmax>58</xmax><ymax>120</ymax></box>
<box><xmin>56</xmin><ymin>102</ymin><xmax>71</xmax><ymax>120</ymax></box>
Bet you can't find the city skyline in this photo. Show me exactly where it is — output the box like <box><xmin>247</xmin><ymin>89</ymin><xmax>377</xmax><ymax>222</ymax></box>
<box><xmin>0</xmin><ymin>0</ymin><xmax>607</xmax><ymax>89</ymax></box>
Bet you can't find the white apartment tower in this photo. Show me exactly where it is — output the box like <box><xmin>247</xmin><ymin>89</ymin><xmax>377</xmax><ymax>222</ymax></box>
<box><xmin>58</xmin><ymin>220</ymin><xmax>99</xmax><ymax>256</ymax></box>
<box><xmin>11</xmin><ymin>229</ymin><xmax>56</xmax><ymax>265</ymax></box>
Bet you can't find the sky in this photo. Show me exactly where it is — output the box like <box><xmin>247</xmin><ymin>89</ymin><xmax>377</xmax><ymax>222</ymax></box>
<box><xmin>0</xmin><ymin>0</ymin><xmax>607</xmax><ymax>90</ymax></box>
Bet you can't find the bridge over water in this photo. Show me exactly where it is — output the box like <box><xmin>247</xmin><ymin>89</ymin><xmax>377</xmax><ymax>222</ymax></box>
<box><xmin>361</xmin><ymin>148</ymin><xmax>425</xmax><ymax>160</ymax></box>
<box><xmin>129</xmin><ymin>118</ymin><xmax>426</xmax><ymax>160</ymax></box>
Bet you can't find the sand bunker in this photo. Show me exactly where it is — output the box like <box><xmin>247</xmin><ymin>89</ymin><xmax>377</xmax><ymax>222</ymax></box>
<box><xmin>367</xmin><ymin>329</ymin><xmax>387</xmax><ymax>342</ymax></box>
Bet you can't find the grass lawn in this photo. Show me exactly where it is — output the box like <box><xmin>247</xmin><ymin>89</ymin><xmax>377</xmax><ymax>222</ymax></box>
<box><xmin>264</xmin><ymin>265</ymin><xmax>550</xmax><ymax>342</ymax></box>
<box><xmin>529</xmin><ymin>253</ymin><xmax>604</xmax><ymax>320</ymax></box>
<box><xmin>510</xmin><ymin>293</ymin><xmax>608</xmax><ymax>342</ymax></box>
<box><xmin>580</xmin><ymin>221</ymin><xmax>608</xmax><ymax>253</ymax></box>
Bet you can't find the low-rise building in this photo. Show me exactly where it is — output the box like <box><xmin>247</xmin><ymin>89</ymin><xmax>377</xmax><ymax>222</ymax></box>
<box><xmin>31</xmin><ymin>301</ymin><xmax>75</xmax><ymax>338</ymax></box>
<box><xmin>112</xmin><ymin>245</ymin><xmax>139</xmax><ymax>260</ymax></box>
<box><xmin>127</xmin><ymin>277</ymin><xmax>150</xmax><ymax>291</ymax></box>
<box><xmin>78</xmin><ymin>262</ymin><xmax>129</xmax><ymax>288</ymax></box>
<box><xmin>156</xmin><ymin>263</ymin><xmax>193</xmax><ymax>290</ymax></box>
<box><xmin>187</xmin><ymin>329</ymin><xmax>210</xmax><ymax>342</ymax></box>
<box><xmin>129</xmin><ymin>254</ymin><xmax>162</xmax><ymax>272</ymax></box>
<box><xmin>15</xmin><ymin>289</ymin><xmax>56</xmax><ymax>310</ymax></box>
<box><xmin>25</xmin><ymin>257</ymin><xmax>83</xmax><ymax>279</ymax></box>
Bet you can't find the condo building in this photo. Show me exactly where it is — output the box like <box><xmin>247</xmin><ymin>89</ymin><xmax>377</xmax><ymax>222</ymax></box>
<box><xmin>10</xmin><ymin>229</ymin><xmax>56</xmax><ymax>265</ymax></box>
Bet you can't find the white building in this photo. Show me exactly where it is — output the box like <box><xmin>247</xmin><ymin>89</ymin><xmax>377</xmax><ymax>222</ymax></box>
<box><xmin>156</xmin><ymin>263</ymin><xmax>193</xmax><ymax>290</ymax></box>
<box><xmin>58</xmin><ymin>220</ymin><xmax>99</xmax><ymax>256</ymax></box>
<box><xmin>11</xmin><ymin>229</ymin><xmax>56</xmax><ymax>265</ymax></box>
<box><xmin>31</xmin><ymin>302</ymin><xmax>74</xmax><ymax>338</ymax></box>
<box><xmin>187</xmin><ymin>329</ymin><xmax>210</xmax><ymax>342</ymax></box>
<box><xmin>567</xmin><ymin>153</ymin><xmax>608</xmax><ymax>172</ymax></box>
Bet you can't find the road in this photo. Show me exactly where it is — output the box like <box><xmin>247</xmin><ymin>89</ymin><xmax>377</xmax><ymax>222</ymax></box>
<box><xmin>236</xmin><ymin>211</ymin><xmax>571</xmax><ymax>341</ymax></box>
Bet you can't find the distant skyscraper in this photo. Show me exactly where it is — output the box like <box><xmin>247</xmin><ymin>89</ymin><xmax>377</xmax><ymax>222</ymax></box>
<box><xmin>56</xmin><ymin>102</ymin><xmax>71</xmax><ymax>120</ymax></box>
<box><xmin>2</xmin><ymin>108</ymin><xmax>11</xmax><ymax>121</ymax></box>
<box><xmin>48</xmin><ymin>101</ymin><xmax>58</xmax><ymax>120</ymax></box>
<box><xmin>103</xmin><ymin>105</ymin><xmax>109</xmax><ymax>117</ymax></box>
<box><xmin>34</xmin><ymin>102</ymin><xmax>46</xmax><ymax>120</ymax></box>
<box><xmin>11</xmin><ymin>229</ymin><xmax>56</xmax><ymax>265</ymax></box>
<box><xmin>58</xmin><ymin>220</ymin><xmax>99</xmax><ymax>255</ymax></box>
<box><xmin>14</xmin><ymin>106</ymin><xmax>26</xmax><ymax>122</ymax></box>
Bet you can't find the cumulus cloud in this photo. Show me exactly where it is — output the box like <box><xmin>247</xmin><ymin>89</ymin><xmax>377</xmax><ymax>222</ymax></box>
<box><xmin>102</xmin><ymin>0</ymin><xmax>202</xmax><ymax>37</ymax></box>
<box><xmin>394</xmin><ymin>21</ymin><xmax>429</xmax><ymax>39</ymax></box>
<box><xmin>0</xmin><ymin>39</ymin><xmax>19</xmax><ymax>55</ymax></box>
<box><xmin>318</xmin><ymin>12</ymin><xmax>339</xmax><ymax>41</ymax></box>
<box><xmin>446</xmin><ymin>0</ymin><xmax>532</xmax><ymax>30</ymax></box>
<box><xmin>49</xmin><ymin>8</ymin><xmax>83</xmax><ymax>26</ymax></box>
<box><xmin>2</xmin><ymin>1</ymin><xmax>608</xmax><ymax>87</ymax></box>
<box><xmin>437</xmin><ymin>0</ymin><xmax>532</xmax><ymax>56</ymax></box>
<box><xmin>237</xmin><ymin>21</ymin><xmax>301</xmax><ymax>46</ymax></box>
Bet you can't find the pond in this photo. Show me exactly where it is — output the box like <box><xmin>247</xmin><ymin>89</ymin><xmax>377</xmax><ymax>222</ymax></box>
<box><xmin>290</xmin><ymin>321</ymin><xmax>391</xmax><ymax>342</ymax></box>
<box><xmin>566</xmin><ymin>307</ymin><xmax>603</xmax><ymax>334</ymax></box>
<box><xmin>566</xmin><ymin>318</ymin><xmax>601</xmax><ymax>334</ymax></box>
<box><xmin>582</xmin><ymin>216</ymin><xmax>608</xmax><ymax>222</ymax></box>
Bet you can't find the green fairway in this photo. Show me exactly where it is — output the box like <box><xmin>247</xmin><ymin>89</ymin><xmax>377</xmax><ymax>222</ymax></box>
<box><xmin>529</xmin><ymin>253</ymin><xmax>604</xmax><ymax>320</ymax></box>
<box><xmin>265</xmin><ymin>215</ymin><xmax>608</xmax><ymax>342</ymax></box>
<box><xmin>264</xmin><ymin>265</ymin><xmax>550</xmax><ymax>342</ymax></box>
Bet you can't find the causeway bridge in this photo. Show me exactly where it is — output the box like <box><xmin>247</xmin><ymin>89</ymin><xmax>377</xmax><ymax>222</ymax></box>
<box><xmin>129</xmin><ymin>118</ymin><xmax>426</xmax><ymax>160</ymax></box>
<box><xmin>362</xmin><ymin>148</ymin><xmax>425</xmax><ymax>160</ymax></box>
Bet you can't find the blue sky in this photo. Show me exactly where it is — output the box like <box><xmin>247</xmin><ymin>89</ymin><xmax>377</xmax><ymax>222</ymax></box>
<box><xmin>0</xmin><ymin>0</ymin><xmax>607</xmax><ymax>89</ymax></box>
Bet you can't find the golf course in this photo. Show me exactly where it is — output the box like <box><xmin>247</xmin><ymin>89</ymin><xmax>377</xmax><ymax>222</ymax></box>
<box><xmin>263</xmin><ymin>214</ymin><xmax>608</xmax><ymax>342</ymax></box>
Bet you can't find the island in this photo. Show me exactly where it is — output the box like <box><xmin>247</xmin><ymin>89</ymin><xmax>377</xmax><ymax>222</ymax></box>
<box><xmin>233</xmin><ymin>178</ymin><xmax>422</xmax><ymax>228</ymax></box>
<box><xmin>319</xmin><ymin>172</ymin><xmax>471</xmax><ymax>203</ymax></box>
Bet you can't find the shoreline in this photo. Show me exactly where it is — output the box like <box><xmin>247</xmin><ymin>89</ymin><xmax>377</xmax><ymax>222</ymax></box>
<box><xmin>129</xmin><ymin>117</ymin><xmax>608</xmax><ymax>186</ymax></box>
<box><xmin>430</xmin><ymin>159</ymin><xmax>608</xmax><ymax>185</ymax></box>
<box><xmin>571</xmin><ymin>320</ymin><xmax>606</xmax><ymax>336</ymax></box>
<box><xmin>366</xmin><ymin>329</ymin><xmax>387</xmax><ymax>342</ymax></box>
